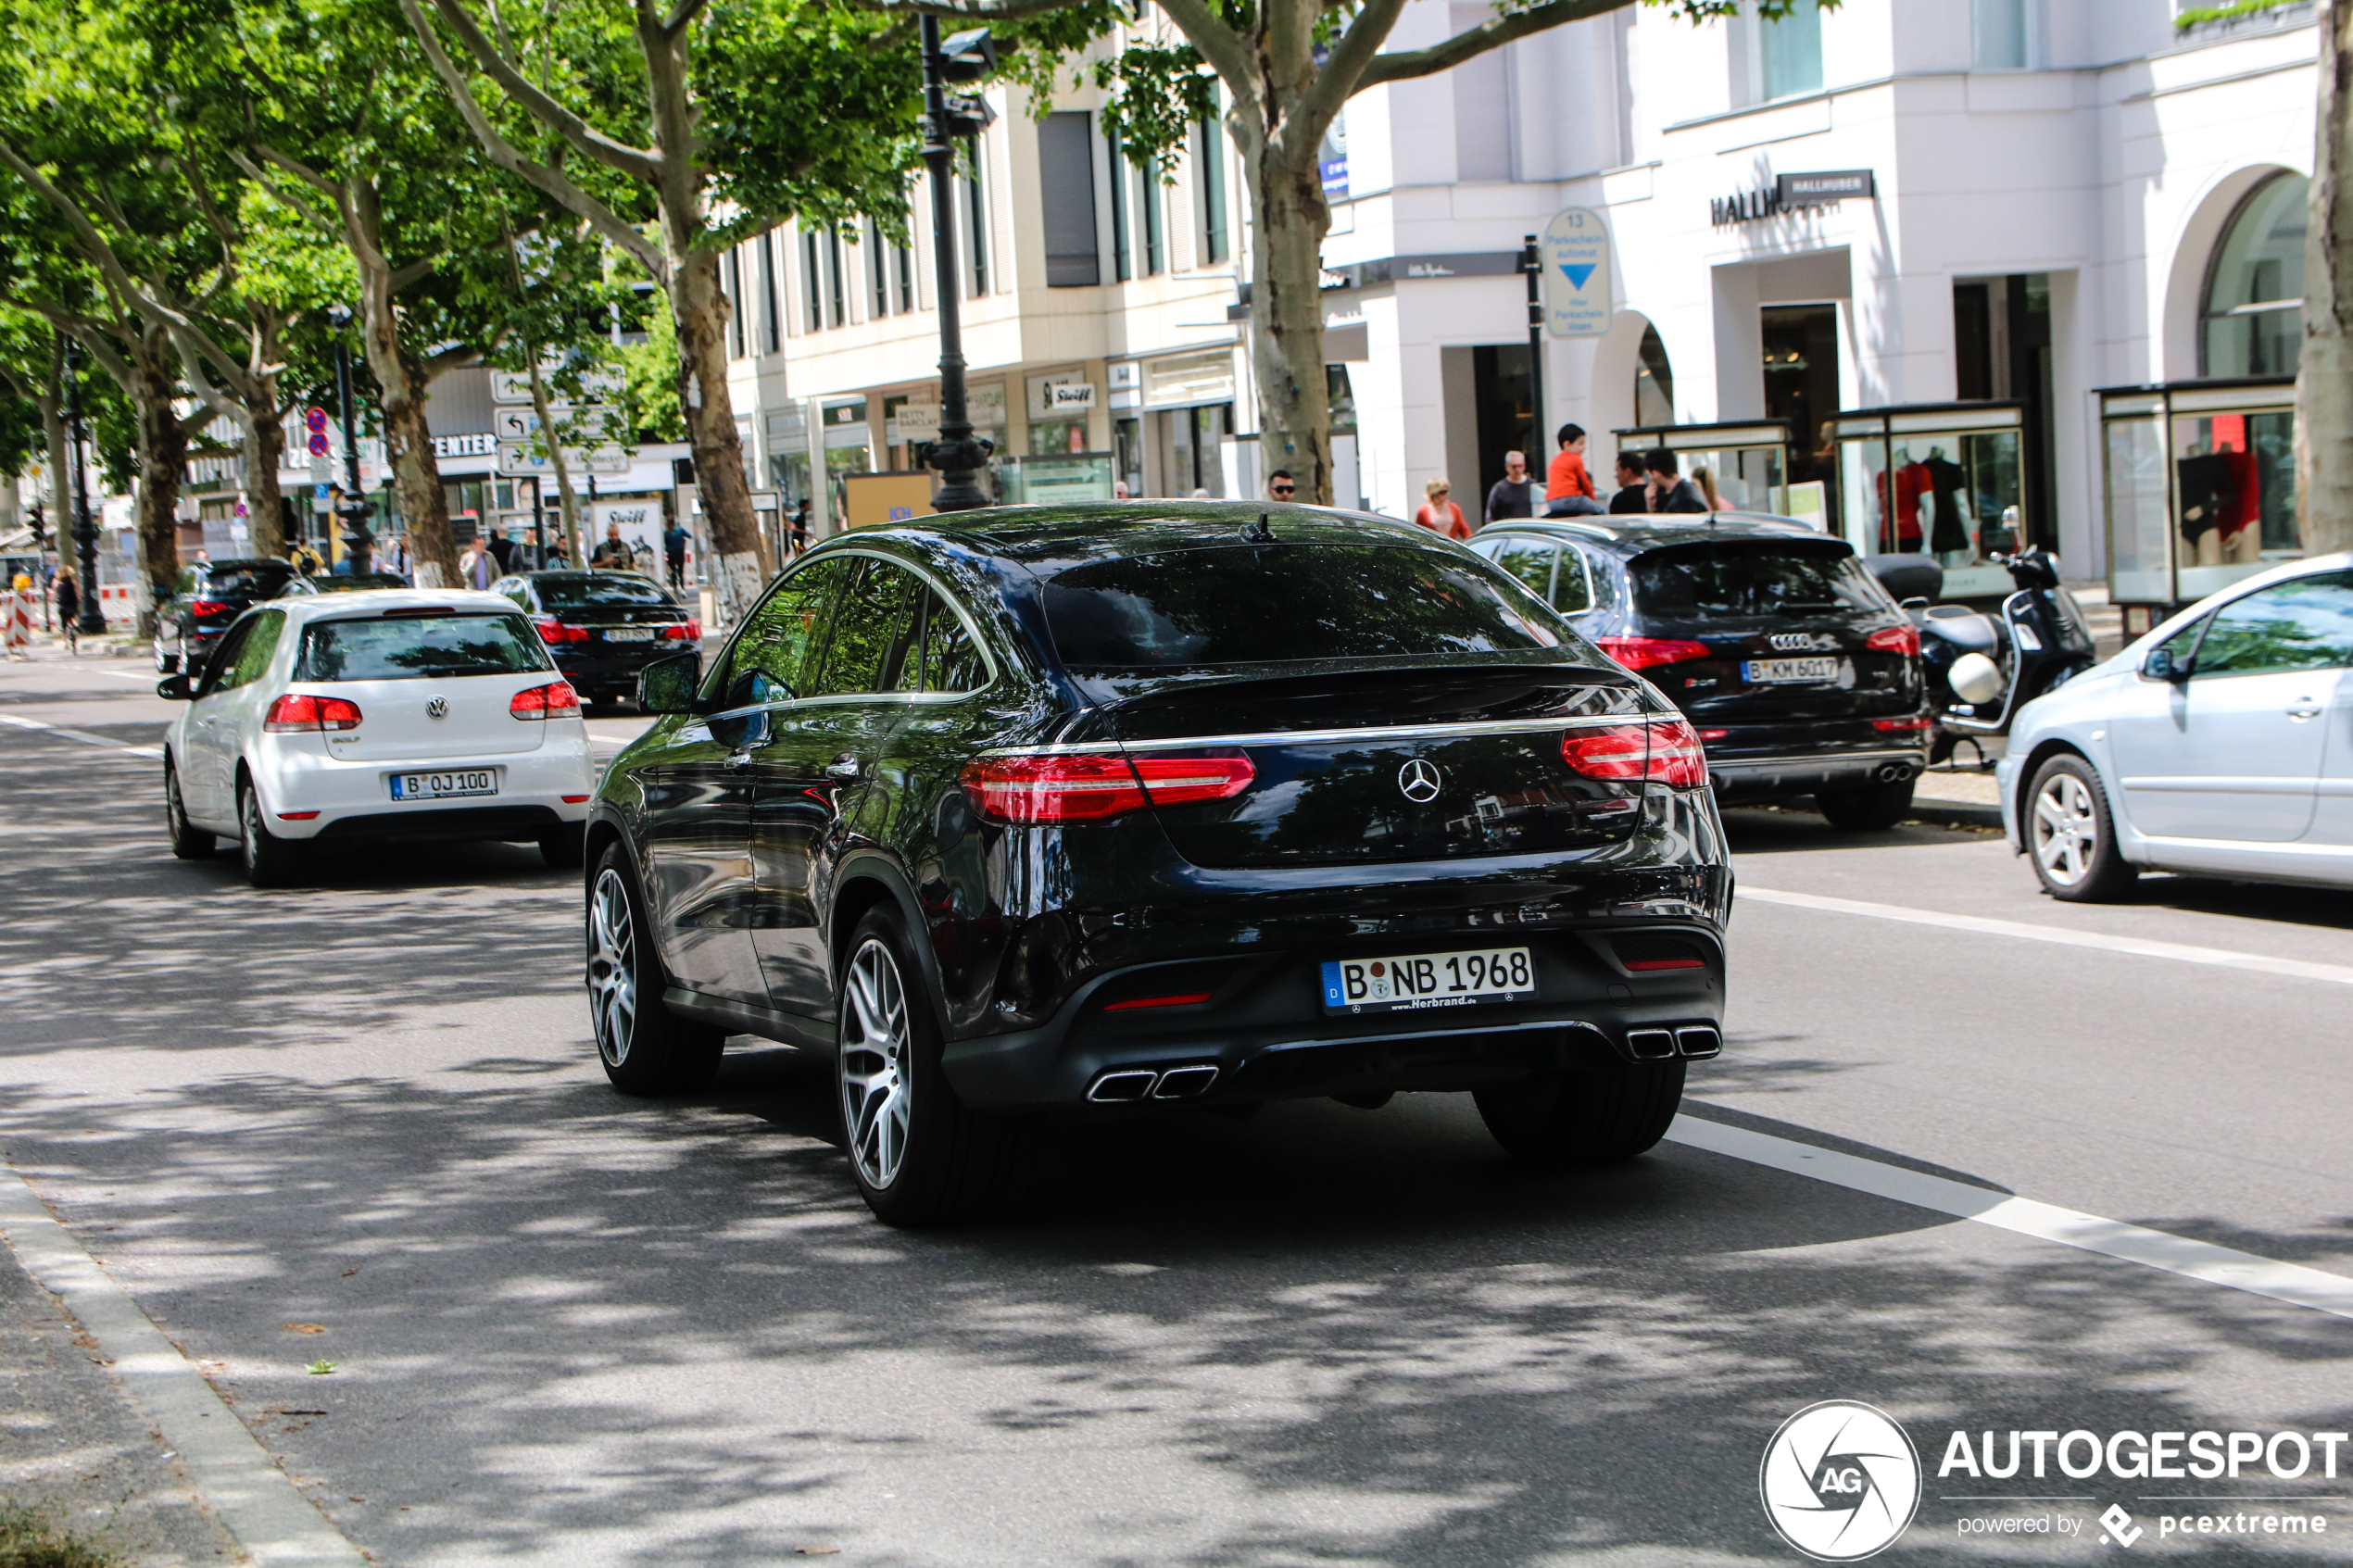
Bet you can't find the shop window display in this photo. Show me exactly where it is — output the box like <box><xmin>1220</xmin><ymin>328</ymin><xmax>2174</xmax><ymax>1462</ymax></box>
<box><xmin>1831</xmin><ymin>405</ymin><xmax>2025</xmax><ymax>598</ymax></box>
<box><xmin>2098</xmin><ymin>378</ymin><xmax>2297</xmax><ymax>611</ymax></box>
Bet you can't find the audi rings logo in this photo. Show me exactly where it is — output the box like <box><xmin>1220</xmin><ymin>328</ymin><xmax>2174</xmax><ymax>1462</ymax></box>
<box><xmin>424</xmin><ymin>696</ymin><xmax>448</xmax><ymax>720</ymax></box>
<box><xmin>1397</xmin><ymin>759</ymin><xmax>1441</xmax><ymax>803</ymax></box>
<box><xmin>1759</xmin><ymin>1401</ymin><xmax>1921</xmax><ymax>1561</ymax></box>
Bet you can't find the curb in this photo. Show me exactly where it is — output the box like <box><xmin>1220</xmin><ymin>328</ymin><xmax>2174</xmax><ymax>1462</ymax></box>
<box><xmin>1906</xmin><ymin>797</ymin><xmax>2004</xmax><ymax>832</ymax></box>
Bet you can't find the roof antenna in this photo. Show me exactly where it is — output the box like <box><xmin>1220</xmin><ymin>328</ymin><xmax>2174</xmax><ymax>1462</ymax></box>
<box><xmin>1240</xmin><ymin>513</ymin><xmax>1275</xmax><ymax>544</ymax></box>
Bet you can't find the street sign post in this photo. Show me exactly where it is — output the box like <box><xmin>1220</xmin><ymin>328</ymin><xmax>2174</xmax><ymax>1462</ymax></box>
<box><xmin>1541</xmin><ymin>208</ymin><xmax>1616</xmax><ymax>338</ymax></box>
<box><xmin>493</xmin><ymin>406</ymin><xmax>621</xmax><ymax>443</ymax></box>
<box><xmin>497</xmin><ymin>440</ymin><xmax>630</xmax><ymax>477</ymax></box>
<box><xmin>490</xmin><ymin>370</ymin><xmax>625</xmax><ymax>405</ymax></box>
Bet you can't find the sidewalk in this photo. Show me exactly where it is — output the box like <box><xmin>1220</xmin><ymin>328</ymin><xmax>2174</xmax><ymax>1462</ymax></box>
<box><xmin>0</xmin><ymin>1223</ymin><xmax>240</xmax><ymax>1565</ymax></box>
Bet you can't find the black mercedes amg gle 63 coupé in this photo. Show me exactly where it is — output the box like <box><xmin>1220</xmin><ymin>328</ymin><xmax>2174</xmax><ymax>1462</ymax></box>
<box><xmin>584</xmin><ymin>503</ymin><xmax>1730</xmax><ymax>1223</ymax></box>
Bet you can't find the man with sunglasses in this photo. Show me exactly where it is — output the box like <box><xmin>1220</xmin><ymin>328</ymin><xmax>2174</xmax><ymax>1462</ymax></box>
<box><xmin>1266</xmin><ymin>470</ymin><xmax>1297</xmax><ymax>500</ymax></box>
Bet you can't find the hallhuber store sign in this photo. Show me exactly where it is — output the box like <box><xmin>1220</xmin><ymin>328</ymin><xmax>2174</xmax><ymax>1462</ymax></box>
<box><xmin>1711</xmin><ymin>169</ymin><xmax>1877</xmax><ymax>227</ymax></box>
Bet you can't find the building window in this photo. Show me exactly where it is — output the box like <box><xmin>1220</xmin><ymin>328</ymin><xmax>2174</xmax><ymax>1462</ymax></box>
<box><xmin>801</xmin><ymin>231</ymin><xmax>823</xmax><ymax>333</ymax></box>
<box><xmin>895</xmin><ymin>207</ymin><xmax>916</xmax><ymax>314</ymax></box>
<box><xmin>1635</xmin><ymin>324</ymin><xmax>1675</xmax><ymax>425</ymax></box>
<box><xmin>827</xmin><ymin>230</ymin><xmax>848</xmax><ymax>326</ymax></box>
<box><xmin>761</xmin><ymin>232</ymin><xmax>781</xmax><ymax>353</ymax></box>
<box><xmin>1139</xmin><ymin>155</ymin><xmax>1164</xmax><ymax>276</ymax></box>
<box><xmin>2201</xmin><ymin>171</ymin><xmax>2308</xmax><ymax>379</ymax></box>
<box><xmin>1972</xmin><ymin>0</ymin><xmax>2031</xmax><ymax>69</ymax></box>
<box><xmin>963</xmin><ymin>160</ymin><xmax>990</xmax><ymax>297</ymax></box>
<box><xmin>1198</xmin><ymin>104</ymin><xmax>1229</xmax><ymax>265</ymax></box>
<box><xmin>865</xmin><ymin>219</ymin><xmax>889</xmax><ymax>317</ymax></box>
<box><xmin>724</xmin><ymin>246</ymin><xmax>744</xmax><ymax>358</ymax></box>
<box><xmin>1107</xmin><ymin>127</ymin><xmax>1132</xmax><ymax>282</ymax></box>
<box><xmin>1732</xmin><ymin>1</ymin><xmax>1822</xmax><ymax>107</ymax></box>
<box><xmin>1038</xmin><ymin>111</ymin><xmax>1101</xmax><ymax>286</ymax></box>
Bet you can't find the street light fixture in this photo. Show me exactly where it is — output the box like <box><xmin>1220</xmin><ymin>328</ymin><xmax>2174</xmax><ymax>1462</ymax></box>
<box><xmin>62</xmin><ymin>337</ymin><xmax>105</xmax><ymax>636</ymax></box>
<box><xmin>324</xmin><ymin>306</ymin><xmax>373</xmax><ymax>576</ymax></box>
<box><xmin>918</xmin><ymin>20</ymin><xmax>998</xmax><ymax>513</ymax></box>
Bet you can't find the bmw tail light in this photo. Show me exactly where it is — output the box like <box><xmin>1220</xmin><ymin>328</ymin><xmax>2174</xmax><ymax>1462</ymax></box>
<box><xmin>661</xmin><ymin>620</ymin><xmax>700</xmax><ymax>640</ymax></box>
<box><xmin>510</xmin><ymin>681</ymin><xmax>582</xmax><ymax>720</ymax></box>
<box><xmin>190</xmin><ymin>598</ymin><xmax>233</xmax><ymax>619</ymax></box>
<box><xmin>263</xmin><ymin>694</ymin><xmax>363</xmax><ymax>733</ymax></box>
<box><xmin>959</xmin><ymin>753</ymin><xmax>1254</xmax><ymax>824</ymax></box>
<box><xmin>1561</xmin><ymin>720</ymin><xmax>1708</xmax><ymax>789</ymax></box>
<box><xmin>1595</xmin><ymin>636</ymin><xmax>1711</xmax><ymax>671</ymax></box>
<box><xmin>534</xmin><ymin>618</ymin><xmax>590</xmax><ymax>645</ymax></box>
<box><xmin>1866</xmin><ymin>624</ymin><xmax>1922</xmax><ymax>658</ymax></box>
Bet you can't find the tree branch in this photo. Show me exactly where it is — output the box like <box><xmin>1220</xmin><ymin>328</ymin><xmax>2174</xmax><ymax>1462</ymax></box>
<box><xmin>849</xmin><ymin>0</ymin><xmax>1096</xmax><ymax>20</ymax></box>
<box><xmin>389</xmin><ymin>259</ymin><xmax>436</xmax><ymax>294</ymax></box>
<box><xmin>1355</xmin><ymin>0</ymin><xmax>1626</xmax><ymax>88</ymax></box>
<box><xmin>234</xmin><ymin>146</ymin><xmax>339</xmax><ymax>231</ymax></box>
<box><xmin>1155</xmin><ymin>0</ymin><xmax>1264</xmax><ymax>128</ymax></box>
<box><xmin>661</xmin><ymin>0</ymin><xmax>714</xmax><ymax>38</ymax></box>
<box><xmin>413</xmin><ymin>0</ymin><xmax>664</xmax><ymax>183</ymax></box>
<box><xmin>398</xmin><ymin>0</ymin><xmax>669</xmax><ymax>277</ymax></box>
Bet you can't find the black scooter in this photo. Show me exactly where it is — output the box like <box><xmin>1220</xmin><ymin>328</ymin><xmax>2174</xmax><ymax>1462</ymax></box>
<box><xmin>1868</xmin><ymin>548</ymin><xmax>2097</xmax><ymax>765</ymax></box>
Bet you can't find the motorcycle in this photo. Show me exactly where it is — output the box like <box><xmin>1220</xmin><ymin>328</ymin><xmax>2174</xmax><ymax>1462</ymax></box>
<box><xmin>1867</xmin><ymin>547</ymin><xmax>2097</xmax><ymax>766</ymax></box>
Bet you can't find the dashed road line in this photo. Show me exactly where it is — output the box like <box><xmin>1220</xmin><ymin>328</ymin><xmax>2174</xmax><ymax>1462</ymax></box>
<box><xmin>0</xmin><ymin>710</ymin><xmax>164</xmax><ymax>758</ymax></box>
<box><xmin>1739</xmin><ymin>884</ymin><xmax>2353</xmax><ymax>989</ymax></box>
<box><xmin>0</xmin><ymin>1165</ymin><xmax>368</xmax><ymax>1565</ymax></box>
<box><xmin>1669</xmin><ymin>1113</ymin><xmax>2353</xmax><ymax>1321</ymax></box>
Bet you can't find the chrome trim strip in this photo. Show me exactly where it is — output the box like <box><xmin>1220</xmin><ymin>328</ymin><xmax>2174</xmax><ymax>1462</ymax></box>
<box><xmin>1707</xmin><ymin>748</ymin><xmax>1925</xmax><ymax>770</ymax></box>
<box><xmin>984</xmin><ymin>713</ymin><xmax>1656</xmax><ymax>756</ymax></box>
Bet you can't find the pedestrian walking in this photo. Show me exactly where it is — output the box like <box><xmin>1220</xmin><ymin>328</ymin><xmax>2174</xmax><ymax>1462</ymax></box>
<box><xmin>1644</xmin><ymin>448</ymin><xmax>1709</xmax><ymax>514</ymax></box>
<box><xmin>1544</xmin><ymin>424</ymin><xmax>1605</xmax><ymax>516</ymax></box>
<box><xmin>1484</xmin><ymin>452</ymin><xmax>1537</xmax><ymax>521</ymax></box>
<box><xmin>1693</xmin><ymin>465</ymin><xmax>1726</xmax><ymax>512</ymax></box>
<box><xmin>487</xmin><ymin>526</ymin><xmax>517</xmax><ymax>574</ymax></box>
<box><xmin>663</xmin><ymin>520</ymin><xmax>688</xmax><ymax>588</ymax></box>
<box><xmin>459</xmin><ymin>533</ymin><xmax>498</xmax><ymax>590</ymax></box>
<box><xmin>788</xmin><ymin>500</ymin><xmax>812</xmax><ymax>558</ymax></box>
<box><xmin>1414</xmin><ymin>478</ymin><xmax>1471</xmax><ymax>540</ymax></box>
<box><xmin>589</xmin><ymin>522</ymin><xmax>632</xmax><ymax>571</ymax></box>
<box><xmin>287</xmin><ymin>537</ymin><xmax>325</xmax><ymax>576</ymax></box>
<box><xmin>50</xmin><ymin>566</ymin><xmax>80</xmax><ymax>657</ymax></box>
<box><xmin>1266</xmin><ymin>470</ymin><xmax>1297</xmax><ymax>501</ymax></box>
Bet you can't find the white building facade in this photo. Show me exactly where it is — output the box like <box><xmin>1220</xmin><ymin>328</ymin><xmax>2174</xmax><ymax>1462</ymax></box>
<box><xmin>736</xmin><ymin>0</ymin><xmax>2322</xmax><ymax>612</ymax></box>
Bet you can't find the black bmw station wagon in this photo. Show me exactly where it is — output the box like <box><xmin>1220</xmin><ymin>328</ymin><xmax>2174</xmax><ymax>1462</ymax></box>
<box><xmin>584</xmin><ymin>504</ymin><xmax>1730</xmax><ymax>1224</ymax></box>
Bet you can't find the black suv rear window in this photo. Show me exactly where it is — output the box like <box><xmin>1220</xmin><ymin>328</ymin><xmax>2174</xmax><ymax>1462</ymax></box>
<box><xmin>203</xmin><ymin>565</ymin><xmax>296</xmax><ymax>598</ymax></box>
<box><xmin>1041</xmin><ymin>545</ymin><xmax>1566</xmax><ymax>668</ymax></box>
<box><xmin>1629</xmin><ymin>540</ymin><xmax>1884</xmax><ymax>619</ymax></box>
<box><xmin>295</xmin><ymin>615</ymin><xmax>552</xmax><ymax>682</ymax></box>
<box><xmin>532</xmin><ymin>574</ymin><xmax>673</xmax><ymax>608</ymax></box>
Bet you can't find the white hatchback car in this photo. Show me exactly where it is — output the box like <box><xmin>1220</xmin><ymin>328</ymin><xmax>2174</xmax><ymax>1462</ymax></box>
<box><xmin>1998</xmin><ymin>553</ymin><xmax>2353</xmax><ymax>900</ymax></box>
<box><xmin>159</xmin><ymin>589</ymin><xmax>596</xmax><ymax>885</ymax></box>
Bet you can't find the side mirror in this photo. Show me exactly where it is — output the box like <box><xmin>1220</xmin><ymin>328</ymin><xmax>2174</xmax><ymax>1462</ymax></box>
<box><xmin>156</xmin><ymin>673</ymin><xmax>193</xmax><ymax>701</ymax></box>
<box><xmin>637</xmin><ymin>651</ymin><xmax>702</xmax><ymax>714</ymax></box>
<box><xmin>2144</xmin><ymin>646</ymin><xmax>2188</xmax><ymax>684</ymax></box>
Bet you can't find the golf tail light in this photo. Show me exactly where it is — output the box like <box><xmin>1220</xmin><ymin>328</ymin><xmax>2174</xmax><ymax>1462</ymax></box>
<box><xmin>960</xmin><ymin>753</ymin><xmax>1254</xmax><ymax>824</ymax></box>
<box><xmin>510</xmin><ymin>681</ymin><xmax>581</xmax><ymax>720</ymax></box>
<box><xmin>263</xmin><ymin>694</ymin><xmax>362</xmax><ymax>733</ymax></box>
<box><xmin>534</xmin><ymin>618</ymin><xmax>589</xmax><ymax>645</ymax></box>
<box><xmin>1595</xmin><ymin>636</ymin><xmax>1711</xmax><ymax>671</ymax></box>
<box><xmin>1867</xmin><ymin>624</ymin><xmax>1922</xmax><ymax>658</ymax></box>
<box><xmin>1561</xmin><ymin>720</ymin><xmax>1708</xmax><ymax>789</ymax></box>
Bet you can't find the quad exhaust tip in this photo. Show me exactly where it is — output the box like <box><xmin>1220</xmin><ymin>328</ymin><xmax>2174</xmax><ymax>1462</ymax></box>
<box><xmin>1675</xmin><ymin>1025</ymin><xmax>1722</xmax><ymax>1060</ymax></box>
<box><xmin>1085</xmin><ymin>1065</ymin><xmax>1221</xmax><ymax>1103</ymax></box>
<box><xmin>1877</xmin><ymin>761</ymin><xmax>1919</xmax><ymax>784</ymax></box>
<box><xmin>1625</xmin><ymin>1028</ymin><xmax>1678</xmax><ymax>1061</ymax></box>
<box><xmin>1627</xmin><ymin>1026</ymin><xmax>1721</xmax><ymax>1061</ymax></box>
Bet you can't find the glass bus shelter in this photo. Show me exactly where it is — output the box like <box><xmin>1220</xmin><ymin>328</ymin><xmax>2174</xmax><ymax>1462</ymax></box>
<box><xmin>2098</xmin><ymin>375</ymin><xmax>2296</xmax><ymax>631</ymax></box>
<box><xmin>1830</xmin><ymin>401</ymin><xmax>2026</xmax><ymax>599</ymax></box>
<box><xmin>1611</xmin><ymin>420</ymin><xmax>1792</xmax><ymax>515</ymax></box>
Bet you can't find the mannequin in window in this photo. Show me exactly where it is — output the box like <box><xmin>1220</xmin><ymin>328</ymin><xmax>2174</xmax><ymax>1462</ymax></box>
<box><xmin>2175</xmin><ymin>438</ymin><xmax>2236</xmax><ymax>568</ymax></box>
<box><xmin>1876</xmin><ymin>446</ymin><xmax>1930</xmax><ymax>551</ymax></box>
<box><xmin>1921</xmin><ymin>444</ymin><xmax>1970</xmax><ymax>560</ymax></box>
<box><xmin>2211</xmin><ymin>429</ymin><xmax>2262</xmax><ymax>564</ymax></box>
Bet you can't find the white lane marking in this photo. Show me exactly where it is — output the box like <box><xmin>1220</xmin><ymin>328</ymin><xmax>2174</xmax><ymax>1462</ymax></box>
<box><xmin>1668</xmin><ymin>1115</ymin><xmax>2353</xmax><ymax>1321</ymax></box>
<box><xmin>0</xmin><ymin>1167</ymin><xmax>369</xmax><ymax>1565</ymax></box>
<box><xmin>0</xmin><ymin>711</ymin><xmax>164</xmax><ymax>759</ymax></box>
<box><xmin>91</xmin><ymin>669</ymin><xmax>156</xmax><ymax>681</ymax></box>
<box><xmin>1739</xmin><ymin>884</ymin><xmax>2353</xmax><ymax>989</ymax></box>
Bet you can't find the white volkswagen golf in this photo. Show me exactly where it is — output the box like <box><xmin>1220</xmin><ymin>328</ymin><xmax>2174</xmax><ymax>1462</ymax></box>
<box><xmin>159</xmin><ymin>589</ymin><xmax>596</xmax><ymax>885</ymax></box>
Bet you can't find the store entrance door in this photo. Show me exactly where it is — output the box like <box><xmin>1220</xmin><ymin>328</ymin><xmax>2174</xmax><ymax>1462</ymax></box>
<box><xmin>1149</xmin><ymin>403</ymin><xmax>1233</xmax><ymax>495</ymax></box>
<box><xmin>1954</xmin><ymin>273</ymin><xmax>2056</xmax><ymax>548</ymax></box>
<box><xmin>1471</xmin><ymin>344</ymin><xmax>1536</xmax><ymax>517</ymax></box>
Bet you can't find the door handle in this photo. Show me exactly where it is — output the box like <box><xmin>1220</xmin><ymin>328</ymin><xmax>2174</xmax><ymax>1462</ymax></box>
<box><xmin>826</xmin><ymin>755</ymin><xmax>863</xmax><ymax>780</ymax></box>
<box><xmin>2287</xmin><ymin>703</ymin><xmax>2324</xmax><ymax>721</ymax></box>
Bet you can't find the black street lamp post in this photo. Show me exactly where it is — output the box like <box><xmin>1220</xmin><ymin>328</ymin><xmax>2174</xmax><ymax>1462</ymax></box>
<box><xmin>325</xmin><ymin>307</ymin><xmax>372</xmax><ymax>576</ymax></box>
<box><xmin>63</xmin><ymin>338</ymin><xmax>105</xmax><ymax>635</ymax></box>
<box><xmin>1522</xmin><ymin>234</ymin><xmax>1546</xmax><ymax>467</ymax></box>
<box><xmin>919</xmin><ymin>19</ymin><xmax>998</xmax><ymax>513</ymax></box>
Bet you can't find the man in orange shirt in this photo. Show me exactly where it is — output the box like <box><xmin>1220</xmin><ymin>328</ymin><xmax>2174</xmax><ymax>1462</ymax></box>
<box><xmin>1544</xmin><ymin>423</ymin><xmax>1604</xmax><ymax>516</ymax></box>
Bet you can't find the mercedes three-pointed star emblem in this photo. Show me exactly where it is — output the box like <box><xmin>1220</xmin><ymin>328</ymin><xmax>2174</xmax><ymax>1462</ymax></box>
<box><xmin>1397</xmin><ymin>758</ymin><xmax>1441</xmax><ymax>803</ymax></box>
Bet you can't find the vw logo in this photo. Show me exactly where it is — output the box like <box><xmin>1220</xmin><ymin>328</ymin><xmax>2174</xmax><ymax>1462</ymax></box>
<box><xmin>1397</xmin><ymin>759</ymin><xmax>1442</xmax><ymax>803</ymax></box>
<box><xmin>425</xmin><ymin>696</ymin><xmax>448</xmax><ymax>720</ymax></box>
<box><xmin>1758</xmin><ymin>1400</ymin><xmax>1920</xmax><ymax>1561</ymax></box>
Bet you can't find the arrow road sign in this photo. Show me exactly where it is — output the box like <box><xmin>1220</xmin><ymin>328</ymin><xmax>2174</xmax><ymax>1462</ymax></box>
<box><xmin>1541</xmin><ymin>208</ymin><xmax>1615</xmax><ymax>339</ymax></box>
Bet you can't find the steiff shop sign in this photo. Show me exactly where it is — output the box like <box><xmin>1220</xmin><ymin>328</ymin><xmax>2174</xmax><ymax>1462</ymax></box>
<box><xmin>1540</xmin><ymin>208</ymin><xmax>1615</xmax><ymax>338</ymax></box>
<box><xmin>1711</xmin><ymin>169</ymin><xmax>1876</xmax><ymax>227</ymax></box>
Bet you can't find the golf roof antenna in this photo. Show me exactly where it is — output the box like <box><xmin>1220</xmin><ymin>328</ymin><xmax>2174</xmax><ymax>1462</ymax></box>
<box><xmin>1241</xmin><ymin>512</ymin><xmax>1276</xmax><ymax>544</ymax></box>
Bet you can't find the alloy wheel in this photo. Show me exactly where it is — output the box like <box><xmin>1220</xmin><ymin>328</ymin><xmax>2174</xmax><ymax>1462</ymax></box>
<box><xmin>2032</xmin><ymin>771</ymin><xmax>2098</xmax><ymax>887</ymax></box>
<box><xmin>240</xmin><ymin>787</ymin><xmax>261</xmax><ymax>872</ymax></box>
<box><xmin>839</xmin><ymin>937</ymin><xmax>912</xmax><ymax>1191</ymax></box>
<box><xmin>587</xmin><ymin>868</ymin><xmax>638</xmax><ymax>1067</ymax></box>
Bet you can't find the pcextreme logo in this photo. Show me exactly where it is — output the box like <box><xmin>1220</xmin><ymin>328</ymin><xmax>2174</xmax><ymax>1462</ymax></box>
<box><xmin>1759</xmin><ymin>1400</ymin><xmax>1923</xmax><ymax>1561</ymax></box>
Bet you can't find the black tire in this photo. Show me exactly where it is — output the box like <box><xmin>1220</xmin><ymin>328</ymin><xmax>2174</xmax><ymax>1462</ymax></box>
<box><xmin>2025</xmin><ymin>753</ymin><xmax>2138</xmax><ymax>903</ymax></box>
<box><xmin>154</xmin><ymin>638</ymin><xmax>178</xmax><ymax>674</ymax></box>
<box><xmin>1476</xmin><ymin>1058</ymin><xmax>1686</xmax><ymax>1169</ymax></box>
<box><xmin>836</xmin><ymin>906</ymin><xmax>1024</xmax><ymax>1226</ymax></box>
<box><xmin>237</xmin><ymin>775</ymin><xmax>301</xmax><ymax>888</ymax></box>
<box><xmin>165</xmin><ymin>759</ymin><xmax>214</xmax><ymax>860</ymax></box>
<box><xmin>539</xmin><ymin>825</ymin><xmax>585</xmax><ymax>870</ymax></box>
<box><xmin>585</xmin><ymin>844</ymin><xmax>724</xmax><ymax>1095</ymax></box>
<box><xmin>1816</xmin><ymin>776</ymin><xmax>1916</xmax><ymax>831</ymax></box>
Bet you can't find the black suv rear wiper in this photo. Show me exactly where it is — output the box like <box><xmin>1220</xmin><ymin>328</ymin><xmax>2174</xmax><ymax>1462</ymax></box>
<box><xmin>1773</xmin><ymin>602</ymin><xmax>1843</xmax><ymax>615</ymax></box>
